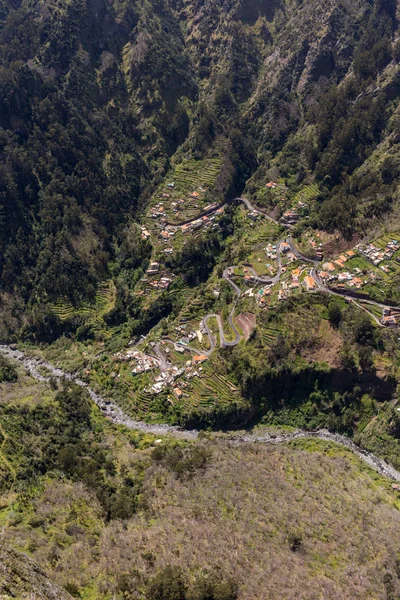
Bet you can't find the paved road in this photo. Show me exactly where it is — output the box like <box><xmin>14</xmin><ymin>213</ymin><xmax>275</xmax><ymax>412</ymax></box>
<box><xmin>236</xmin><ymin>197</ymin><xmax>292</xmax><ymax>229</ymax></box>
<box><xmin>154</xmin><ymin>342</ymin><xmax>170</xmax><ymax>371</ymax></box>
<box><xmin>202</xmin><ymin>312</ymin><xmax>241</xmax><ymax>349</ymax></box>
<box><xmin>287</xmin><ymin>236</ymin><xmax>319</xmax><ymax>265</ymax></box>
<box><xmin>166</xmin><ymin>197</ymin><xmax>290</xmax><ymax>231</ymax></box>
<box><xmin>2</xmin><ymin>344</ymin><xmax>400</xmax><ymax>482</ymax></box>
<box><xmin>309</xmin><ymin>266</ymin><xmax>397</xmax><ymax>326</ymax></box>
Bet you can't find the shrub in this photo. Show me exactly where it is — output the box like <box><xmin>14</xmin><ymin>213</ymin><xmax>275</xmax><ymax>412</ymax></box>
<box><xmin>145</xmin><ymin>565</ymin><xmax>187</xmax><ymax>600</ymax></box>
<box><xmin>0</xmin><ymin>354</ymin><xmax>18</xmax><ymax>383</ymax></box>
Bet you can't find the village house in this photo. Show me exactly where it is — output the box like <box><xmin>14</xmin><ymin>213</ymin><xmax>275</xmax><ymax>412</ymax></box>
<box><xmin>281</xmin><ymin>210</ymin><xmax>299</xmax><ymax>225</ymax></box>
<box><xmin>192</xmin><ymin>219</ymin><xmax>202</xmax><ymax>230</ymax></box>
<box><xmin>304</xmin><ymin>275</ymin><xmax>316</xmax><ymax>291</ymax></box>
<box><xmin>323</xmin><ymin>262</ymin><xmax>336</xmax><ymax>272</ymax></box>
<box><xmin>193</xmin><ymin>354</ymin><xmax>207</xmax><ymax>365</ymax></box>
<box><xmin>147</xmin><ymin>262</ymin><xmax>160</xmax><ymax>275</ymax></box>
<box><xmin>280</xmin><ymin>241</ymin><xmax>290</xmax><ymax>253</ymax></box>
<box><xmin>248</xmin><ymin>211</ymin><xmax>259</xmax><ymax>221</ymax></box>
<box><xmin>381</xmin><ymin>315</ymin><xmax>397</xmax><ymax>327</ymax></box>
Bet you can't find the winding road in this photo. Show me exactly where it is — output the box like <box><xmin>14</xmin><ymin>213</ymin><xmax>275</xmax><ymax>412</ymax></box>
<box><xmin>237</xmin><ymin>197</ymin><xmax>292</xmax><ymax>229</ymax></box>
<box><xmin>2</xmin><ymin>344</ymin><xmax>400</xmax><ymax>483</ymax></box>
<box><xmin>3</xmin><ymin>201</ymin><xmax>400</xmax><ymax>482</ymax></box>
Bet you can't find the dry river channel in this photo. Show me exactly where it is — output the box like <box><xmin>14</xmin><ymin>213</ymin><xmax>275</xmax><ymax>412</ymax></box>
<box><xmin>1</xmin><ymin>345</ymin><xmax>400</xmax><ymax>483</ymax></box>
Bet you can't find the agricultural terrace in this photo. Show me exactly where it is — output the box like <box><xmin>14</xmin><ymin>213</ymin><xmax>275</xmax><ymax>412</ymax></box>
<box><xmin>49</xmin><ymin>281</ymin><xmax>116</xmax><ymax>339</ymax></box>
<box><xmin>147</xmin><ymin>157</ymin><xmax>222</xmax><ymax>223</ymax></box>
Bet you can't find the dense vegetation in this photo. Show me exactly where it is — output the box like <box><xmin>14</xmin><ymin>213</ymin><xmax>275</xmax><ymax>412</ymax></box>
<box><xmin>1</xmin><ymin>382</ymin><xmax>144</xmax><ymax>519</ymax></box>
<box><xmin>0</xmin><ymin>0</ymin><xmax>399</xmax><ymax>339</ymax></box>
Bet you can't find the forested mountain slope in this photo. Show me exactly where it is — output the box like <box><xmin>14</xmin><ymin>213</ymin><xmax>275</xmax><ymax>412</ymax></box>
<box><xmin>0</xmin><ymin>0</ymin><xmax>399</xmax><ymax>336</ymax></box>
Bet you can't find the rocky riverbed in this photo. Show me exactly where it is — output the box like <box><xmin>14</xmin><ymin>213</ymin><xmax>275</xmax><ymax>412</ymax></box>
<box><xmin>2</xmin><ymin>344</ymin><xmax>400</xmax><ymax>482</ymax></box>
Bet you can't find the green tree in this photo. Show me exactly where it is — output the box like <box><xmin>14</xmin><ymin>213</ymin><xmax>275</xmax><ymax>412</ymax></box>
<box><xmin>328</xmin><ymin>302</ymin><xmax>342</xmax><ymax>328</ymax></box>
<box><xmin>146</xmin><ymin>566</ymin><xmax>187</xmax><ymax>600</ymax></box>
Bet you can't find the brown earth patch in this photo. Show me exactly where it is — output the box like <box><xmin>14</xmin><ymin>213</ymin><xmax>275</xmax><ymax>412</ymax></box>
<box><xmin>236</xmin><ymin>312</ymin><xmax>256</xmax><ymax>340</ymax></box>
<box><xmin>321</xmin><ymin>231</ymin><xmax>362</xmax><ymax>257</ymax></box>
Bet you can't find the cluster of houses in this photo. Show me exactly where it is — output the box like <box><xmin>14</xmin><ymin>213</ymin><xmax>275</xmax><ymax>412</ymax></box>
<box><xmin>142</xmin><ymin>262</ymin><xmax>174</xmax><ymax>290</ymax></box>
<box><xmin>289</xmin><ymin>266</ymin><xmax>303</xmax><ymax>290</ymax></box>
<box><xmin>180</xmin><ymin>206</ymin><xmax>224</xmax><ymax>235</ymax></box>
<box><xmin>147</xmin><ymin>363</ymin><xmax>185</xmax><ymax>395</ymax></box>
<box><xmin>317</xmin><ymin>249</ymin><xmax>382</xmax><ymax>290</ymax></box>
<box><xmin>148</xmin><ymin>277</ymin><xmax>172</xmax><ymax>290</ymax></box>
<box><xmin>172</xmin><ymin>325</ymin><xmax>199</xmax><ymax>348</ymax></box>
<box><xmin>150</xmin><ymin>202</ymin><xmax>168</xmax><ymax>219</ymax></box>
<box><xmin>112</xmin><ymin>348</ymin><xmax>159</xmax><ymax>376</ymax></box>
<box><xmin>265</xmin><ymin>243</ymin><xmax>278</xmax><ymax>261</ymax></box>
<box><xmin>149</xmin><ymin>184</ymin><xmax>211</xmax><ymax>222</ymax></box>
<box><xmin>357</xmin><ymin>240</ymin><xmax>400</xmax><ymax>266</ymax></box>
<box><xmin>318</xmin><ymin>256</ymin><xmax>365</xmax><ymax>289</ymax></box>
<box><xmin>320</xmin><ymin>251</ymin><xmax>355</xmax><ymax>272</ymax></box>
<box><xmin>146</xmin><ymin>350</ymin><xmax>208</xmax><ymax>397</ymax></box>
<box><xmin>307</xmin><ymin>238</ymin><xmax>324</xmax><ymax>260</ymax></box>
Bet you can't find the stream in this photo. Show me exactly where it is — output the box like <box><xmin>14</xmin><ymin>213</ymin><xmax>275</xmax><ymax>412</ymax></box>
<box><xmin>1</xmin><ymin>344</ymin><xmax>400</xmax><ymax>482</ymax></box>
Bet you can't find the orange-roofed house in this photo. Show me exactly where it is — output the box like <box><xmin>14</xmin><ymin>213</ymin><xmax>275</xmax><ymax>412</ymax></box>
<box><xmin>280</xmin><ymin>241</ymin><xmax>290</xmax><ymax>253</ymax></box>
<box><xmin>266</xmin><ymin>182</ymin><xmax>277</xmax><ymax>189</ymax></box>
<box><xmin>324</xmin><ymin>262</ymin><xmax>336</xmax><ymax>272</ymax></box>
<box><xmin>334</xmin><ymin>259</ymin><xmax>345</xmax><ymax>268</ymax></box>
<box><xmin>190</xmin><ymin>191</ymin><xmax>200</xmax><ymax>199</ymax></box>
<box><xmin>346</xmin><ymin>250</ymin><xmax>356</xmax><ymax>257</ymax></box>
<box><xmin>193</xmin><ymin>354</ymin><xmax>207</xmax><ymax>364</ymax></box>
<box><xmin>173</xmin><ymin>388</ymin><xmax>183</xmax><ymax>399</ymax></box>
<box><xmin>304</xmin><ymin>276</ymin><xmax>316</xmax><ymax>291</ymax></box>
<box><xmin>292</xmin><ymin>267</ymin><xmax>301</xmax><ymax>278</ymax></box>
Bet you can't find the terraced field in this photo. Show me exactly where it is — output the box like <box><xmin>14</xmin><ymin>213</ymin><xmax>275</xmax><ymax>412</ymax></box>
<box><xmin>49</xmin><ymin>281</ymin><xmax>116</xmax><ymax>336</ymax></box>
<box><xmin>237</xmin><ymin>219</ymin><xmax>280</xmax><ymax>256</ymax></box>
<box><xmin>260</xmin><ymin>324</ymin><xmax>285</xmax><ymax>346</ymax></box>
<box><xmin>154</xmin><ymin>157</ymin><xmax>222</xmax><ymax>222</ymax></box>
<box><xmin>184</xmin><ymin>363</ymin><xmax>240</xmax><ymax>411</ymax></box>
<box><xmin>292</xmin><ymin>183</ymin><xmax>320</xmax><ymax>205</ymax></box>
<box><xmin>172</xmin><ymin>157</ymin><xmax>221</xmax><ymax>191</ymax></box>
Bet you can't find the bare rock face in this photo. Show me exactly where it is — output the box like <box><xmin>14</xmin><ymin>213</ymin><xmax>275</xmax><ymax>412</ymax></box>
<box><xmin>0</xmin><ymin>544</ymin><xmax>72</xmax><ymax>600</ymax></box>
